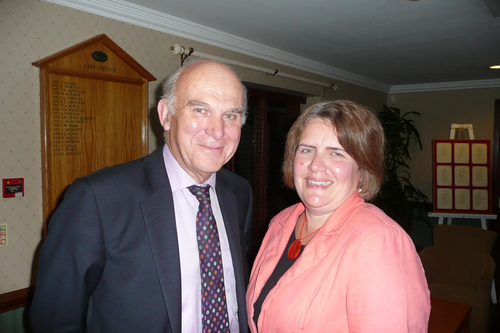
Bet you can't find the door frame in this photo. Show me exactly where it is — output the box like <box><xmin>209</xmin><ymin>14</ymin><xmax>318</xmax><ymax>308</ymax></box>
<box><xmin>492</xmin><ymin>99</ymin><xmax>500</xmax><ymax>302</ymax></box>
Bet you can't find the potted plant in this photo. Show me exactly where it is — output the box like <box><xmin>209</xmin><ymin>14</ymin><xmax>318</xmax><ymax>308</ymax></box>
<box><xmin>373</xmin><ymin>104</ymin><xmax>428</xmax><ymax>230</ymax></box>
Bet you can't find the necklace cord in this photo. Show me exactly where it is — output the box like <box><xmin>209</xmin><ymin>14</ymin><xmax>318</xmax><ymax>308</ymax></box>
<box><xmin>298</xmin><ymin>212</ymin><xmax>321</xmax><ymax>241</ymax></box>
<box><xmin>288</xmin><ymin>211</ymin><xmax>322</xmax><ymax>260</ymax></box>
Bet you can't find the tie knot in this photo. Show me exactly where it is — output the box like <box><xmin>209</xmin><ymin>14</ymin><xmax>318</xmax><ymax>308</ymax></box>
<box><xmin>187</xmin><ymin>185</ymin><xmax>211</xmax><ymax>202</ymax></box>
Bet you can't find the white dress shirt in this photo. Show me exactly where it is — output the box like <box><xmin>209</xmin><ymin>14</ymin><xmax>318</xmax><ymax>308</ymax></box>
<box><xmin>163</xmin><ymin>145</ymin><xmax>239</xmax><ymax>333</ymax></box>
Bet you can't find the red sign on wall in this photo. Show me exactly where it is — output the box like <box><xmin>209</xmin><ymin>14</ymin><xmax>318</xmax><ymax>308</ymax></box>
<box><xmin>2</xmin><ymin>178</ymin><xmax>24</xmax><ymax>198</ymax></box>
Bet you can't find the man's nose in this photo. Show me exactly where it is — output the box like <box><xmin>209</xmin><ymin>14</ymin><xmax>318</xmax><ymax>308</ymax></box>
<box><xmin>206</xmin><ymin>116</ymin><xmax>224</xmax><ymax>140</ymax></box>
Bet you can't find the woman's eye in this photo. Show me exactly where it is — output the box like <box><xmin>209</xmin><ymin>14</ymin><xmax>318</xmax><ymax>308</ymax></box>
<box><xmin>301</xmin><ymin>148</ymin><xmax>313</xmax><ymax>154</ymax></box>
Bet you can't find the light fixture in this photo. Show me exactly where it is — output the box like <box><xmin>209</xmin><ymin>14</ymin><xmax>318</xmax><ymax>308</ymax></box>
<box><xmin>490</xmin><ymin>65</ymin><xmax>500</xmax><ymax>69</ymax></box>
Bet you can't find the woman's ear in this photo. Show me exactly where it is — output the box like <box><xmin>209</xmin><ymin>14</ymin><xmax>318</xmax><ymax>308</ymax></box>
<box><xmin>357</xmin><ymin>168</ymin><xmax>364</xmax><ymax>191</ymax></box>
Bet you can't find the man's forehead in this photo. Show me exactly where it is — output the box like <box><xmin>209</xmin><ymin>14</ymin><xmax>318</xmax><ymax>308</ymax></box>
<box><xmin>177</xmin><ymin>76</ymin><xmax>243</xmax><ymax>103</ymax></box>
<box><xmin>181</xmin><ymin>62</ymin><xmax>236</xmax><ymax>80</ymax></box>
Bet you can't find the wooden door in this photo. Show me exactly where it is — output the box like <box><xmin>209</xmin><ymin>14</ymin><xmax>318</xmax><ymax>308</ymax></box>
<box><xmin>229</xmin><ymin>88</ymin><xmax>305</xmax><ymax>265</ymax></box>
<box><xmin>491</xmin><ymin>99</ymin><xmax>500</xmax><ymax>303</ymax></box>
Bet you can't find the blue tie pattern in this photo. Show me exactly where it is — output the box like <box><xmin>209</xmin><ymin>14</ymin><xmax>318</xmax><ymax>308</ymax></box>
<box><xmin>188</xmin><ymin>185</ymin><xmax>230</xmax><ymax>333</ymax></box>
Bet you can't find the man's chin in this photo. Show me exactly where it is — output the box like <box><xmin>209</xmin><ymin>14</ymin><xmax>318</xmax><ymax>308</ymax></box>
<box><xmin>197</xmin><ymin>161</ymin><xmax>225</xmax><ymax>174</ymax></box>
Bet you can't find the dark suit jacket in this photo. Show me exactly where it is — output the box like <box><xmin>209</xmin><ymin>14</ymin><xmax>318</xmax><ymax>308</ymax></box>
<box><xmin>30</xmin><ymin>146</ymin><xmax>253</xmax><ymax>333</ymax></box>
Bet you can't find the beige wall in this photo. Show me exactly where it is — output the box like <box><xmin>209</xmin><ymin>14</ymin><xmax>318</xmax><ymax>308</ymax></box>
<box><xmin>389</xmin><ymin>88</ymin><xmax>500</xmax><ymax>201</ymax></box>
<box><xmin>0</xmin><ymin>0</ymin><xmax>386</xmax><ymax>294</ymax></box>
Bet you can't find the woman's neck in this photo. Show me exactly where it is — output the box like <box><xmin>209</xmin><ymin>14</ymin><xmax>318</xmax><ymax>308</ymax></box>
<box><xmin>295</xmin><ymin>210</ymin><xmax>331</xmax><ymax>245</ymax></box>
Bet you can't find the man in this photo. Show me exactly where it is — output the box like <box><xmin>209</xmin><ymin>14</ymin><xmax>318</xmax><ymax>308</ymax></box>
<box><xmin>30</xmin><ymin>60</ymin><xmax>253</xmax><ymax>333</ymax></box>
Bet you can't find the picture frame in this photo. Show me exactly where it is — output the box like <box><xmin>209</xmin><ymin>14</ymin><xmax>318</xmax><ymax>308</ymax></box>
<box><xmin>432</xmin><ymin>139</ymin><xmax>491</xmax><ymax>214</ymax></box>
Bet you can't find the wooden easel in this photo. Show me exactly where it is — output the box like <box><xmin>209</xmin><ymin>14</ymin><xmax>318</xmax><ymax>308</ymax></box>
<box><xmin>434</xmin><ymin>123</ymin><xmax>497</xmax><ymax>303</ymax></box>
<box><xmin>449</xmin><ymin>123</ymin><xmax>474</xmax><ymax>139</ymax></box>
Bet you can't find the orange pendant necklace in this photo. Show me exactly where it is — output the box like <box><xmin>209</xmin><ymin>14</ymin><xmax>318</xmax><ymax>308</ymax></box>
<box><xmin>287</xmin><ymin>212</ymin><xmax>321</xmax><ymax>260</ymax></box>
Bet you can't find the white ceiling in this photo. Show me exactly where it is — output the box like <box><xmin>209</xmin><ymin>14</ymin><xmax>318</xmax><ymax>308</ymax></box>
<box><xmin>47</xmin><ymin>0</ymin><xmax>500</xmax><ymax>92</ymax></box>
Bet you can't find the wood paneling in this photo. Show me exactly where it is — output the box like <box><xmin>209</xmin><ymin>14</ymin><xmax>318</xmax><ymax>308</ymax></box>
<box><xmin>0</xmin><ymin>287</ymin><xmax>33</xmax><ymax>313</ymax></box>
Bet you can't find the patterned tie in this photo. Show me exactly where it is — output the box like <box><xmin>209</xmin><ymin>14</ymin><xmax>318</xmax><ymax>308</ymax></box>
<box><xmin>187</xmin><ymin>185</ymin><xmax>230</xmax><ymax>333</ymax></box>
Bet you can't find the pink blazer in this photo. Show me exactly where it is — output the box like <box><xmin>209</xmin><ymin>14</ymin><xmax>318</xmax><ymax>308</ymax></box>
<box><xmin>246</xmin><ymin>193</ymin><xmax>430</xmax><ymax>333</ymax></box>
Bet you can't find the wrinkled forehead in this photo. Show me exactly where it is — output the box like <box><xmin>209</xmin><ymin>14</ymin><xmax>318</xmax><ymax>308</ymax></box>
<box><xmin>180</xmin><ymin>62</ymin><xmax>239</xmax><ymax>87</ymax></box>
<box><xmin>177</xmin><ymin>63</ymin><xmax>244</xmax><ymax>103</ymax></box>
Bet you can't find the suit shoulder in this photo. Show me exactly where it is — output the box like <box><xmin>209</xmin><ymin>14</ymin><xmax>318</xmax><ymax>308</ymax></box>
<box><xmin>82</xmin><ymin>147</ymin><xmax>163</xmax><ymax>185</ymax></box>
<box><xmin>217</xmin><ymin>168</ymin><xmax>252</xmax><ymax>191</ymax></box>
<box><xmin>217</xmin><ymin>168</ymin><xmax>249</xmax><ymax>183</ymax></box>
<box><xmin>69</xmin><ymin>150</ymin><xmax>161</xmax><ymax>197</ymax></box>
<box><xmin>84</xmin><ymin>156</ymin><xmax>146</xmax><ymax>184</ymax></box>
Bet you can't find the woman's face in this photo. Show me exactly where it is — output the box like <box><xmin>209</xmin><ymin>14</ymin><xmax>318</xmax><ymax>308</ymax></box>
<box><xmin>293</xmin><ymin>118</ymin><xmax>360</xmax><ymax>216</ymax></box>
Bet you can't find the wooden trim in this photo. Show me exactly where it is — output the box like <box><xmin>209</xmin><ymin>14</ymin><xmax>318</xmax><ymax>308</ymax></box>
<box><xmin>32</xmin><ymin>34</ymin><xmax>156</xmax><ymax>82</ymax></box>
<box><xmin>39</xmin><ymin>68</ymin><xmax>50</xmax><ymax>238</ymax></box>
<box><xmin>491</xmin><ymin>99</ymin><xmax>500</xmax><ymax>304</ymax></box>
<box><xmin>100</xmin><ymin>35</ymin><xmax>157</xmax><ymax>81</ymax></box>
<box><xmin>254</xmin><ymin>96</ymin><xmax>268</xmax><ymax>228</ymax></box>
<box><xmin>46</xmin><ymin>67</ymin><xmax>147</xmax><ymax>85</ymax></box>
<box><xmin>0</xmin><ymin>287</ymin><xmax>34</xmax><ymax>313</ymax></box>
<box><xmin>32</xmin><ymin>34</ymin><xmax>106</xmax><ymax>67</ymax></box>
<box><xmin>492</xmin><ymin>99</ymin><xmax>500</xmax><ymax>217</ymax></box>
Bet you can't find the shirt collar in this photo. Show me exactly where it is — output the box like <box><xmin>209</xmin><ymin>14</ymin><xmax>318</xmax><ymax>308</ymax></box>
<box><xmin>162</xmin><ymin>144</ymin><xmax>216</xmax><ymax>192</ymax></box>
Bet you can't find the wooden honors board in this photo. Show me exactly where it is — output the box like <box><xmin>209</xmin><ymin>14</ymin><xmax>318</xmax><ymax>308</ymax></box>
<box><xmin>33</xmin><ymin>34</ymin><xmax>156</xmax><ymax>236</ymax></box>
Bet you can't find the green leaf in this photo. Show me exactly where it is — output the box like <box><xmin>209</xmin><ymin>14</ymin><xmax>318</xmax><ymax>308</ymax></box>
<box><xmin>374</xmin><ymin>105</ymin><xmax>428</xmax><ymax>229</ymax></box>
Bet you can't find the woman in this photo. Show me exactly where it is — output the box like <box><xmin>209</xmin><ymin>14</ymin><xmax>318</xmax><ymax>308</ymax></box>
<box><xmin>246</xmin><ymin>100</ymin><xmax>430</xmax><ymax>332</ymax></box>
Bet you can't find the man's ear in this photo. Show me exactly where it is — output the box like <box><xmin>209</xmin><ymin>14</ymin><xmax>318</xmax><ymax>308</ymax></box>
<box><xmin>157</xmin><ymin>99</ymin><xmax>171</xmax><ymax>131</ymax></box>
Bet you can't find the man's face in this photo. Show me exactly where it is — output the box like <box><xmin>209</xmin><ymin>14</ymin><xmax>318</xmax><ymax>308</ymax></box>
<box><xmin>158</xmin><ymin>62</ymin><xmax>244</xmax><ymax>183</ymax></box>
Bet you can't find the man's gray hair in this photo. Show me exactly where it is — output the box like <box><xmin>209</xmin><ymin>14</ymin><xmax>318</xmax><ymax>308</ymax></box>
<box><xmin>160</xmin><ymin>59</ymin><xmax>248</xmax><ymax>125</ymax></box>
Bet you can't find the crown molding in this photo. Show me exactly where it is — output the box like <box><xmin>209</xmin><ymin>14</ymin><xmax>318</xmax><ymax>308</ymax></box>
<box><xmin>43</xmin><ymin>0</ymin><xmax>391</xmax><ymax>92</ymax></box>
<box><xmin>389</xmin><ymin>78</ymin><xmax>500</xmax><ymax>93</ymax></box>
<box><xmin>43</xmin><ymin>0</ymin><xmax>500</xmax><ymax>94</ymax></box>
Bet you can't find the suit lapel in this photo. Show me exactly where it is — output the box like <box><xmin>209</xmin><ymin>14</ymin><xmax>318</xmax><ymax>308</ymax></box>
<box><xmin>216</xmin><ymin>185</ymin><xmax>241</xmax><ymax>265</ymax></box>
<box><xmin>216</xmin><ymin>182</ymin><xmax>248</xmax><ymax>330</ymax></box>
<box><xmin>141</xmin><ymin>147</ymin><xmax>182</xmax><ymax>333</ymax></box>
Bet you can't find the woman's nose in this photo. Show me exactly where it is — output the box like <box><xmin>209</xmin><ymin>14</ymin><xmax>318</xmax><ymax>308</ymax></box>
<box><xmin>309</xmin><ymin>154</ymin><xmax>326</xmax><ymax>172</ymax></box>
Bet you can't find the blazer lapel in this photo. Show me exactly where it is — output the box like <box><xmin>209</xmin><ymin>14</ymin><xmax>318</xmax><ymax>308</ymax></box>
<box><xmin>249</xmin><ymin>204</ymin><xmax>298</xmax><ymax>301</ymax></box>
<box><xmin>217</xmin><ymin>186</ymin><xmax>242</xmax><ymax>271</ymax></box>
<box><xmin>277</xmin><ymin>194</ymin><xmax>363</xmax><ymax>283</ymax></box>
<box><xmin>216</xmin><ymin>183</ymin><xmax>248</xmax><ymax>330</ymax></box>
<box><xmin>141</xmin><ymin>147</ymin><xmax>182</xmax><ymax>333</ymax></box>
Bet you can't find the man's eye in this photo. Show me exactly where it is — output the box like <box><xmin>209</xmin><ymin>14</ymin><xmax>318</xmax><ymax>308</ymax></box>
<box><xmin>194</xmin><ymin>108</ymin><xmax>206</xmax><ymax>113</ymax></box>
<box><xmin>224</xmin><ymin>113</ymin><xmax>240</xmax><ymax>120</ymax></box>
